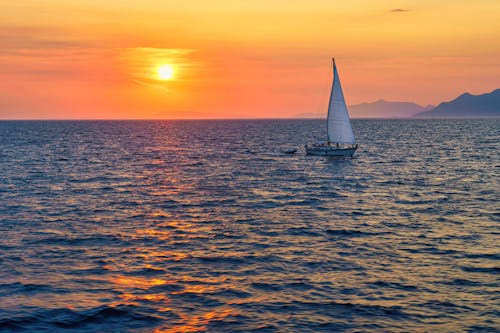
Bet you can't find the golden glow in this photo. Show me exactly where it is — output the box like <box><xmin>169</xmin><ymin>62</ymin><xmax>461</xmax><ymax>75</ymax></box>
<box><xmin>157</xmin><ymin>64</ymin><xmax>174</xmax><ymax>80</ymax></box>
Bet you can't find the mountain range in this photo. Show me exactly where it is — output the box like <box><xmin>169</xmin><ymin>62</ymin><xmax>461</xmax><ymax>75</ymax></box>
<box><xmin>415</xmin><ymin>89</ymin><xmax>500</xmax><ymax>118</ymax></box>
<box><xmin>349</xmin><ymin>100</ymin><xmax>433</xmax><ymax>118</ymax></box>
<box><xmin>296</xmin><ymin>88</ymin><xmax>499</xmax><ymax>118</ymax></box>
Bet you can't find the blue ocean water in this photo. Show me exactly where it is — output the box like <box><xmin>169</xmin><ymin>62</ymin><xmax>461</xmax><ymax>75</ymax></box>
<box><xmin>0</xmin><ymin>119</ymin><xmax>498</xmax><ymax>333</ymax></box>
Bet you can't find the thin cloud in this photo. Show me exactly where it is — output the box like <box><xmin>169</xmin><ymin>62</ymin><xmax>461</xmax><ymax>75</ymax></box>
<box><xmin>390</xmin><ymin>8</ymin><xmax>410</xmax><ymax>13</ymax></box>
<box><xmin>0</xmin><ymin>25</ymin><xmax>90</xmax><ymax>54</ymax></box>
<box><xmin>133</xmin><ymin>79</ymin><xmax>174</xmax><ymax>93</ymax></box>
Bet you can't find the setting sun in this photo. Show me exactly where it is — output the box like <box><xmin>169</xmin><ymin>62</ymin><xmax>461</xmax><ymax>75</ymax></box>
<box><xmin>157</xmin><ymin>64</ymin><xmax>174</xmax><ymax>80</ymax></box>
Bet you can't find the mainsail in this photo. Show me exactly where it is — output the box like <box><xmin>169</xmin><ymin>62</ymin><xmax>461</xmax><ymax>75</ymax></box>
<box><xmin>326</xmin><ymin>59</ymin><xmax>356</xmax><ymax>144</ymax></box>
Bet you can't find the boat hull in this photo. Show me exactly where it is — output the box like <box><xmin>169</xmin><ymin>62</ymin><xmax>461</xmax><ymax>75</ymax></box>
<box><xmin>305</xmin><ymin>146</ymin><xmax>357</xmax><ymax>157</ymax></box>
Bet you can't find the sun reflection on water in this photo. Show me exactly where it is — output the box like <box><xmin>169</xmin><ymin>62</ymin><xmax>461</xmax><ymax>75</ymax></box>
<box><xmin>153</xmin><ymin>308</ymin><xmax>238</xmax><ymax>333</ymax></box>
<box><xmin>118</xmin><ymin>292</ymin><xmax>170</xmax><ymax>304</ymax></box>
<box><xmin>134</xmin><ymin>228</ymin><xmax>172</xmax><ymax>240</ymax></box>
<box><xmin>111</xmin><ymin>276</ymin><xmax>174</xmax><ymax>289</ymax></box>
<box><xmin>109</xmin><ymin>271</ymin><xmax>238</xmax><ymax>332</ymax></box>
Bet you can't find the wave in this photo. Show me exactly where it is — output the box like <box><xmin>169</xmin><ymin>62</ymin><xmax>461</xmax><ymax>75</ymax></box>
<box><xmin>0</xmin><ymin>282</ymin><xmax>66</xmax><ymax>296</ymax></box>
<box><xmin>324</xmin><ymin>229</ymin><xmax>383</xmax><ymax>237</ymax></box>
<box><xmin>25</xmin><ymin>234</ymin><xmax>130</xmax><ymax>247</ymax></box>
<box><xmin>237</xmin><ymin>300</ymin><xmax>411</xmax><ymax>319</ymax></box>
<box><xmin>0</xmin><ymin>305</ymin><xmax>160</xmax><ymax>331</ymax></box>
<box><xmin>459</xmin><ymin>266</ymin><xmax>500</xmax><ymax>274</ymax></box>
<box><xmin>368</xmin><ymin>280</ymin><xmax>419</xmax><ymax>291</ymax></box>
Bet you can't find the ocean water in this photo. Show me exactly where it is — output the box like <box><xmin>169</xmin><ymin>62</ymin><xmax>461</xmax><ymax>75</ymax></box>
<box><xmin>0</xmin><ymin>119</ymin><xmax>498</xmax><ymax>333</ymax></box>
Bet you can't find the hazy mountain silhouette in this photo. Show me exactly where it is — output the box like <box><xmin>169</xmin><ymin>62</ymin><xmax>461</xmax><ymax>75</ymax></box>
<box><xmin>296</xmin><ymin>100</ymin><xmax>433</xmax><ymax>118</ymax></box>
<box><xmin>415</xmin><ymin>89</ymin><xmax>500</xmax><ymax>118</ymax></box>
<box><xmin>349</xmin><ymin>100</ymin><xmax>433</xmax><ymax>118</ymax></box>
<box><xmin>296</xmin><ymin>89</ymin><xmax>499</xmax><ymax>119</ymax></box>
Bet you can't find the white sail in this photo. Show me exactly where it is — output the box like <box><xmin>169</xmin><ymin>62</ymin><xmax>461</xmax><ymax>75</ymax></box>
<box><xmin>327</xmin><ymin>59</ymin><xmax>356</xmax><ymax>144</ymax></box>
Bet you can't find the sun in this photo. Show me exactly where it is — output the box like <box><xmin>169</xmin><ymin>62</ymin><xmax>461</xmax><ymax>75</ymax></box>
<box><xmin>157</xmin><ymin>64</ymin><xmax>174</xmax><ymax>80</ymax></box>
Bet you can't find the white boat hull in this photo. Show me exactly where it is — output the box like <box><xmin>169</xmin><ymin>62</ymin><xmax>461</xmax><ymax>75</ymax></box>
<box><xmin>305</xmin><ymin>145</ymin><xmax>357</xmax><ymax>157</ymax></box>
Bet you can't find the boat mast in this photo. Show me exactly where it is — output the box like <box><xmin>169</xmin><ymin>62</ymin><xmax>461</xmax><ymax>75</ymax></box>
<box><xmin>326</xmin><ymin>57</ymin><xmax>335</xmax><ymax>144</ymax></box>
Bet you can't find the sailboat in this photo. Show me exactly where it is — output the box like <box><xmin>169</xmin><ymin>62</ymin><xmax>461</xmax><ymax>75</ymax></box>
<box><xmin>306</xmin><ymin>58</ymin><xmax>358</xmax><ymax>157</ymax></box>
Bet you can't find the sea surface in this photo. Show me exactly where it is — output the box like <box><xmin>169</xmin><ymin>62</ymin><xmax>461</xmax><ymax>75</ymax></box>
<box><xmin>0</xmin><ymin>119</ymin><xmax>498</xmax><ymax>333</ymax></box>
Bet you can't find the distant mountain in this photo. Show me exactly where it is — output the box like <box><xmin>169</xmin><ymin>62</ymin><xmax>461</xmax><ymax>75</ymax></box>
<box><xmin>415</xmin><ymin>89</ymin><xmax>500</xmax><ymax>118</ymax></box>
<box><xmin>295</xmin><ymin>100</ymin><xmax>433</xmax><ymax>118</ymax></box>
<box><xmin>295</xmin><ymin>112</ymin><xmax>324</xmax><ymax>118</ymax></box>
<box><xmin>349</xmin><ymin>100</ymin><xmax>433</xmax><ymax>118</ymax></box>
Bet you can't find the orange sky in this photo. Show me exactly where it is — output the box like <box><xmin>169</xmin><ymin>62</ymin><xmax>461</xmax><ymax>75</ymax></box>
<box><xmin>1</xmin><ymin>0</ymin><xmax>499</xmax><ymax>119</ymax></box>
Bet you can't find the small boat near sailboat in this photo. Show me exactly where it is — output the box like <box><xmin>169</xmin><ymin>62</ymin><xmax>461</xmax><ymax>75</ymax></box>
<box><xmin>306</xmin><ymin>58</ymin><xmax>358</xmax><ymax>157</ymax></box>
<box><xmin>281</xmin><ymin>148</ymin><xmax>297</xmax><ymax>154</ymax></box>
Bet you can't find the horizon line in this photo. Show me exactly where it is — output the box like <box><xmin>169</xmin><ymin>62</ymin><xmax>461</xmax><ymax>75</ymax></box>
<box><xmin>1</xmin><ymin>116</ymin><xmax>499</xmax><ymax>121</ymax></box>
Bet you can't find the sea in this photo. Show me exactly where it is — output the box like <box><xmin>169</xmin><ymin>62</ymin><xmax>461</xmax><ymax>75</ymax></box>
<box><xmin>0</xmin><ymin>119</ymin><xmax>498</xmax><ymax>333</ymax></box>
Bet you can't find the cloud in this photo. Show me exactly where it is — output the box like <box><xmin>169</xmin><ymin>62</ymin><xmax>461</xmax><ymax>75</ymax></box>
<box><xmin>0</xmin><ymin>25</ymin><xmax>90</xmax><ymax>54</ymax></box>
<box><xmin>132</xmin><ymin>79</ymin><xmax>174</xmax><ymax>93</ymax></box>
<box><xmin>389</xmin><ymin>8</ymin><xmax>410</xmax><ymax>13</ymax></box>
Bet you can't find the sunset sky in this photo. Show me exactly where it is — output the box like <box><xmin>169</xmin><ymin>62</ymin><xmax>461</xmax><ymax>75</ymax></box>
<box><xmin>1</xmin><ymin>0</ymin><xmax>499</xmax><ymax>119</ymax></box>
